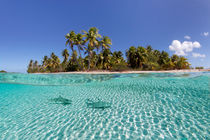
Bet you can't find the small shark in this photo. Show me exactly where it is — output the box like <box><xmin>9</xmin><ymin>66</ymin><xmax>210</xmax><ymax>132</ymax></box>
<box><xmin>86</xmin><ymin>98</ymin><xmax>111</xmax><ymax>109</ymax></box>
<box><xmin>49</xmin><ymin>95</ymin><xmax>72</xmax><ymax>105</ymax></box>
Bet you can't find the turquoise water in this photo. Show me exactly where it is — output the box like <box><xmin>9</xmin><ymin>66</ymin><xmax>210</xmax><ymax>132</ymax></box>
<box><xmin>0</xmin><ymin>72</ymin><xmax>209</xmax><ymax>139</ymax></box>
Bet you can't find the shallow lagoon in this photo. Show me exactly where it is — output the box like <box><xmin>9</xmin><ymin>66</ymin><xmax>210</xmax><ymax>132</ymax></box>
<box><xmin>0</xmin><ymin>72</ymin><xmax>209</xmax><ymax>139</ymax></box>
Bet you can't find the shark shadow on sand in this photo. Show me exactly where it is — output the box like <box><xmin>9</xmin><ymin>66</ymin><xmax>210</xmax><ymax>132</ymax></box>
<box><xmin>85</xmin><ymin>98</ymin><xmax>111</xmax><ymax>110</ymax></box>
<box><xmin>49</xmin><ymin>95</ymin><xmax>72</xmax><ymax>105</ymax></box>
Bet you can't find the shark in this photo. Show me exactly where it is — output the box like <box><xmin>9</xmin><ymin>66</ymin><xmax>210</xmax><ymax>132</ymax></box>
<box><xmin>85</xmin><ymin>98</ymin><xmax>111</xmax><ymax>109</ymax></box>
<box><xmin>49</xmin><ymin>95</ymin><xmax>72</xmax><ymax>105</ymax></box>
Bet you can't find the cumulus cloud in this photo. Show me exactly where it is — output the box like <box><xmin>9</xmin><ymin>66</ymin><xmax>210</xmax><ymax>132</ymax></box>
<box><xmin>169</xmin><ymin>40</ymin><xmax>201</xmax><ymax>56</ymax></box>
<box><xmin>192</xmin><ymin>53</ymin><xmax>206</xmax><ymax>58</ymax></box>
<box><xmin>184</xmin><ymin>35</ymin><xmax>191</xmax><ymax>40</ymax></box>
<box><xmin>203</xmin><ymin>32</ymin><xmax>209</xmax><ymax>37</ymax></box>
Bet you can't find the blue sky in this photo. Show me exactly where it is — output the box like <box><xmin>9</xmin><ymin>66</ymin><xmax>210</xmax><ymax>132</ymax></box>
<box><xmin>0</xmin><ymin>0</ymin><xmax>210</xmax><ymax>72</ymax></box>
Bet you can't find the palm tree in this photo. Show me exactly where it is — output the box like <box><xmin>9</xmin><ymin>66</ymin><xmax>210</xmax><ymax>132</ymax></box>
<box><xmin>33</xmin><ymin>60</ymin><xmax>39</xmax><ymax>72</ymax></box>
<box><xmin>177</xmin><ymin>57</ymin><xmax>190</xmax><ymax>69</ymax></box>
<box><xmin>112</xmin><ymin>51</ymin><xmax>124</xmax><ymax>64</ymax></box>
<box><xmin>126</xmin><ymin>46</ymin><xmax>137</xmax><ymax>68</ymax></box>
<box><xmin>61</xmin><ymin>49</ymin><xmax>69</xmax><ymax>71</ymax></box>
<box><xmin>97</xmin><ymin>52</ymin><xmax>104</xmax><ymax>69</ymax></box>
<box><xmin>136</xmin><ymin>46</ymin><xmax>147</xmax><ymax>69</ymax></box>
<box><xmin>62</xmin><ymin>49</ymin><xmax>69</xmax><ymax>64</ymax></box>
<box><xmin>40</xmin><ymin>56</ymin><xmax>49</xmax><ymax>72</ymax></box>
<box><xmin>65</xmin><ymin>31</ymin><xmax>83</xmax><ymax>70</ymax></box>
<box><xmin>162</xmin><ymin>58</ymin><xmax>174</xmax><ymax>70</ymax></box>
<box><xmin>75</xmin><ymin>33</ymin><xmax>85</xmax><ymax>70</ymax></box>
<box><xmin>145</xmin><ymin>45</ymin><xmax>154</xmax><ymax>64</ymax></box>
<box><xmin>42</xmin><ymin>56</ymin><xmax>48</xmax><ymax>67</ymax></box>
<box><xmin>71</xmin><ymin>50</ymin><xmax>78</xmax><ymax>65</ymax></box>
<box><xmin>93</xmin><ymin>36</ymin><xmax>112</xmax><ymax>68</ymax></box>
<box><xmin>146</xmin><ymin>45</ymin><xmax>153</xmax><ymax>54</ymax></box>
<box><xmin>171</xmin><ymin>54</ymin><xmax>179</xmax><ymax>69</ymax></box>
<box><xmin>153</xmin><ymin>50</ymin><xmax>161</xmax><ymax>57</ymax></box>
<box><xmin>100</xmin><ymin>36</ymin><xmax>112</xmax><ymax>50</ymax></box>
<box><xmin>67</xmin><ymin>50</ymin><xmax>79</xmax><ymax>71</ymax></box>
<box><xmin>91</xmin><ymin>51</ymin><xmax>98</xmax><ymax>69</ymax></box>
<box><xmin>144</xmin><ymin>47</ymin><xmax>161</xmax><ymax>70</ymax></box>
<box><xmin>65</xmin><ymin>31</ymin><xmax>76</xmax><ymax>53</ymax></box>
<box><xmin>34</xmin><ymin>60</ymin><xmax>38</xmax><ymax>68</ymax></box>
<box><xmin>102</xmin><ymin>49</ymin><xmax>112</xmax><ymax>70</ymax></box>
<box><xmin>27</xmin><ymin>60</ymin><xmax>33</xmax><ymax>73</ymax></box>
<box><xmin>83</xmin><ymin>27</ymin><xmax>101</xmax><ymax>70</ymax></box>
<box><xmin>50</xmin><ymin>53</ymin><xmax>60</xmax><ymax>72</ymax></box>
<box><xmin>158</xmin><ymin>51</ymin><xmax>170</xmax><ymax>69</ymax></box>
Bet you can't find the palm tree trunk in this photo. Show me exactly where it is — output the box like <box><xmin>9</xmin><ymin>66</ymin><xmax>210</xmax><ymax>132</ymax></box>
<box><xmin>76</xmin><ymin>59</ymin><xmax>80</xmax><ymax>71</ymax></box>
<box><xmin>88</xmin><ymin>51</ymin><xmax>91</xmax><ymax>71</ymax></box>
<box><xmin>94</xmin><ymin>49</ymin><xmax>99</xmax><ymax>69</ymax></box>
<box><xmin>78</xmin><ymin>46</ymin><xmax>83</xmax><ymax>70</ymax></box>
<box><xmin>71</xmin><ymin>47</ymin><xmax>81</xmax><ymax>71</ymax></box>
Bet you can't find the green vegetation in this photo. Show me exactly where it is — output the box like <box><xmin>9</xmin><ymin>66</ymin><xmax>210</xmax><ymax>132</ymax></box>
<box><xmin>195</xmin><ymin>67</ymin><xmax>204</xmax><ymax>69</ymax></box>
<box><xmin>27</xmin><ymin>27</ymin><xmax>190</xmax><ymax>73</ymax></box>
<box><xmin>0</xmin><ymin>70</ymin><xmax>7</xmax><ymax>73</ymax></box>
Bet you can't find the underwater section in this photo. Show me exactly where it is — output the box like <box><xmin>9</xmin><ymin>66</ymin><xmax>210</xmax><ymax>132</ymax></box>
<box><xmin>0</xmin><ymin>72</ymin><xmax>209</xmax><ymax>86</ymax></box>
<box><xmin>0</xmin><ymin>72</ymin><xmax>209</xmax><ymax>139</ymax></box>
<box><xmin>0</xmin><ymin>73</ymin><xmax>118</xmax><ymax>86</ymax></box>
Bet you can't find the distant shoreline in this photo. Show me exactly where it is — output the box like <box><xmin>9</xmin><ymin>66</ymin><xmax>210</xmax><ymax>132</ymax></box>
<box><xmin>33</xmin><ymin>69</ymin><xmax>210</xmax><ymax>74</ymax></box>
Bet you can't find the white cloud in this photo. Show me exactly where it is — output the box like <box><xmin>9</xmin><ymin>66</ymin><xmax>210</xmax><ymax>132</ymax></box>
<box><xmin>184</xmin><ymin>35</ymin><xmax>191</xmax><ymax>40</ymax></box>
<box><xmin>192</xmin><ymin>53</ymin><xmax>206</xmax><ymax>58</ymax></box>
<box><xmin>203</xmin><ymin>32</ymin><xmax>209</xmax><ymax>37</ymax></box>
<box><xmin>169</xmin><ymin>40</ymin><xmax>201</xmax><ymax>56</ymax></box>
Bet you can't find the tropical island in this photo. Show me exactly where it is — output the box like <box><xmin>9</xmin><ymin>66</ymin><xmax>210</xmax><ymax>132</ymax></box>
<box><xmin>0</xmin><ymin>70</ymin><xmax>7</xmax><ymax>73</ymax></box>
<box><xmin>27</xmin><ymin>27</ymin><xmax>192</xmax><ymax>73</ymax></box>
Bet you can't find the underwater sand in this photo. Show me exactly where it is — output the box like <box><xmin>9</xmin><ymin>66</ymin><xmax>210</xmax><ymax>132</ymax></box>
<box><xmin>0</xmin><ymin>72</ymin><xmax>209</xmax><ymax>139</ymax></box>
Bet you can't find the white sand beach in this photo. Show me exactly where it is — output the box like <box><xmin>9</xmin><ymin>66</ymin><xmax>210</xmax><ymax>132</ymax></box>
<box><xmin>37</xmin><ymin>69</ymin><xmax>210</xmax><ymax>74</ymax></box>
